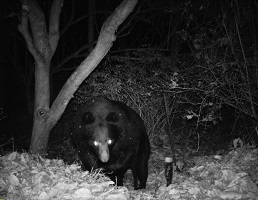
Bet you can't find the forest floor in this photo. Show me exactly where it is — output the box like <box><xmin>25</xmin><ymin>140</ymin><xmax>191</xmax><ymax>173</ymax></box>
<box><xmin>1</xmin><ymin>111</ymin><xmax>258</xmax><ymax>199</ymax></box>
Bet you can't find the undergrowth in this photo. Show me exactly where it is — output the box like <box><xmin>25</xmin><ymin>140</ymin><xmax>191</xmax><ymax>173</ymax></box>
<box><xmin>53</xmin><ymin>0</ymin><xmax>258</xmax><ymax>158</ymax></box>
<box><xmin>72</xmin><ymin>34</ymin><xmax>258</xmax><ymax>156</ymax></box>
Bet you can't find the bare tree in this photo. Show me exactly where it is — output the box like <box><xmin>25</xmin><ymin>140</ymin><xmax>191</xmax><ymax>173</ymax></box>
<box><xmin>18</xmin><ymin>0</ymin><xmax>138</xmax><ymax>154</ymax></box>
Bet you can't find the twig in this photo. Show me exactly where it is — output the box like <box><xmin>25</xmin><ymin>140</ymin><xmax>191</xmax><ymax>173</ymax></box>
<box><xmin>163</xmin><ymin>93</ymin><xmax>176</xmax><ymax>165</ymax></box>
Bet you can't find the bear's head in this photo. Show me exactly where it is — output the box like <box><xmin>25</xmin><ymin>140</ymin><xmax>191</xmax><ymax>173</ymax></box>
<box><xmin>79</xmin><ymin>110</ymin><xmax>121</xmax><ymax>163</ymax></box>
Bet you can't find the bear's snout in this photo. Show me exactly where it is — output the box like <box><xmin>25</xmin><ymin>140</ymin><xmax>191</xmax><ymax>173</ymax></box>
<box><xmin>98</xmin><ymin>143</ymin><xmax>110</xmax><ymax>162</ymax></box>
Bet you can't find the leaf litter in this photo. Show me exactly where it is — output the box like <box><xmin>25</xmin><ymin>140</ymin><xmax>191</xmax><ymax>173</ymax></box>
<box><xmin>1</xmin><ymin>144</ymin><xmax>258</xmax><ymax>200</ymax></box>
<box><xmin>0</xmin><ymin>152</ymin><xmax>129</xmax><ymax>200</ymax></box>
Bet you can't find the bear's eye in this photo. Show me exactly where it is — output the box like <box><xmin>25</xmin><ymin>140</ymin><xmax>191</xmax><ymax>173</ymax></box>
<box><xmin>82</xmin><ymin>112</ymin><xmax>95</xmax><ymax>125</ymax></box>
<box><xmin>106</xmin><ymin>112</ymin><xmax>119</xmax><ymax>123</ymax></box>
<box><xmin>93</xmin><ymin>141</ymin><xmax>99</xmax><ymax>146</ymax></box>
<box><xmin>107</xmin><ymin>139</ymin><xmax>113</xmax><ymax>145</ymax></box>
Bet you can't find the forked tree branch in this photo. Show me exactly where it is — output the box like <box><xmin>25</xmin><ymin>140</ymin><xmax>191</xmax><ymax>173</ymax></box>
<box><xmin>50</xmin><ymin>0</ymin><xmax>138</xmax><ymax>124</ymax></box>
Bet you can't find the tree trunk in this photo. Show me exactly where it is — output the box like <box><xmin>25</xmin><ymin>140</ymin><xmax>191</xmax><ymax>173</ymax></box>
<box><xmin>29</xmin><ymin>59</ymin><xmax>51</xmax><ymax>154</ymax></box>
<box><xmin>18</xmin><ymin>0</ymin><xmax>63</xmax><ymax>154</ymax></box>
<box><xmin>19</xmin><ymin>0</ymin><xmax>138</xmax><ymax>155</ymax></box>
<box><xmin>30</xmin><ymin>116</ymin><xmax>53</xmax><ymax>155</ymax></box>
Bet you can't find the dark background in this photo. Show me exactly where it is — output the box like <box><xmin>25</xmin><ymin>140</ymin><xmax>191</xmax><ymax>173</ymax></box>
<box><xmin>0</xmin><ymin>0</ymin><xmax>258</xmax><ymax>154</ymax></box>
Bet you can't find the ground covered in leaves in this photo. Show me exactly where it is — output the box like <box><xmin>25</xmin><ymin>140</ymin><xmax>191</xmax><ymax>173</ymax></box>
<box><xmin>1</xmin><ymin>144</ymin><xmax>258</xmax><ymax>200</ymax></box>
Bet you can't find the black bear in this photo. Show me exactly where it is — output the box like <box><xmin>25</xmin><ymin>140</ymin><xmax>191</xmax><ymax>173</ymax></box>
<box><xmin>71</xmin><ymin>96</ymin><xmax>150</xmax><ymax>189</ymax></box>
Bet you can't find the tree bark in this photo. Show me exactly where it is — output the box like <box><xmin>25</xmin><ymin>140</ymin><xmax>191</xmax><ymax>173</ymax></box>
<box><xmin>18</xmin><ymin>0</ymin><xmax>64</xmax><ymax>155</ymax></box>
<box><xmin>18</xmin><ymin>0</ymin><xmax>138</xmax><ymax>155</ymax></box>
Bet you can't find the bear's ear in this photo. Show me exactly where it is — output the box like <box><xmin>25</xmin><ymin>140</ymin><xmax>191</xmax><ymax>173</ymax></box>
<box><xmin>82</xmin><ymin>112</ymin><xmax>95</xmax><ymax>124</ymax></box>
<box><xmin>106</xmin><ymin>112</ymin><xmax>119</xmax><ymax>123</ymax></box>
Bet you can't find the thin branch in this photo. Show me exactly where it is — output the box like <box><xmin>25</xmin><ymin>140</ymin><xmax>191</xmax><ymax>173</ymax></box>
<box><xmin>49</xmin><ymin>0</ymin><xmax>64</xmax><ymax>54</ymax></box>
<box><xmin>18</xmin><ymin>2</ymin><xmax>41</xmax><ymax>62</ymax></box>
<box><xmin>60</xmin><ymin>11</ymin><xmax>111</xmax><ymax>38</ymax></box>
<box><xmin>26</xmin><ymin>0</ymin><xmax>51</xmax><ymax>60</ymax></box>
<box><xmin>53</xmin><ymin>28</ymin><xmax>133</xmax><ymax>74</ymax></box>
<box><xmin>50</xmin><ymin>0</ymin><xmax>138</xmax><ymax>124</ymax></box>
<box><xmin>52</xmin><ymin>41</ymin><xmax>95</xmax><ymax>74</ymax></box>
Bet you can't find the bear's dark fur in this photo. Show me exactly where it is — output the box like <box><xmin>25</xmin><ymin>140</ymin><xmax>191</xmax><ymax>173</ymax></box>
<box><xmin>71</xmin><ymin>96</ymin><xmax>150</xmax><ymax>189</ymax></box>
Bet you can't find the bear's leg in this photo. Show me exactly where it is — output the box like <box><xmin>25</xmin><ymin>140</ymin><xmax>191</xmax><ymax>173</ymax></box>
<box><xmin>131</xmin><ymin>152</ymin><xmax>149</xmax><ymax>189</ymax></box>
<box><xmin>78</xmin><ymin>149</ymin><xmax>99</xmax><ymax>171</ymax></box>
<box><xmin>115</xmin><ymin>173</ymin><xmax>124</xmax><ymax>186</ymax></box>
<box><xmin>135</xmin><ymin>159</ymin><xmax>148</xmax><ymax>189</ymax></box>
<box><xmin>132</xmin><ymin>139</ymin><xmax>150</xmax><ymax>189</ymax></box>
<box><xmin>108</xmin><ymin>170</ymin><xmax>125</xmax><ymax>186</ymax></box>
